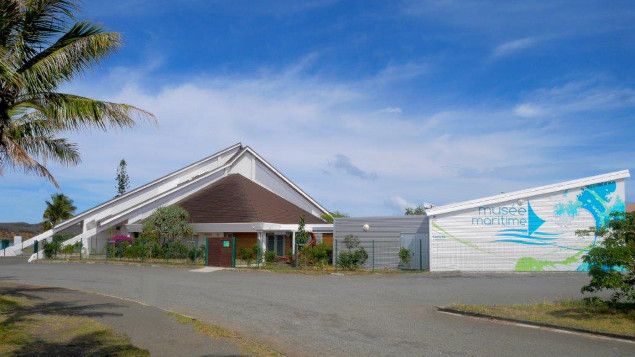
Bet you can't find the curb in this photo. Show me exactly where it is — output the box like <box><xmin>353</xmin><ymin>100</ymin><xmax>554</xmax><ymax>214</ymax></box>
<box><xmin>437</xmin><ymin>306</ymin><xmax>635</xmax><ymax>343</ymax></box>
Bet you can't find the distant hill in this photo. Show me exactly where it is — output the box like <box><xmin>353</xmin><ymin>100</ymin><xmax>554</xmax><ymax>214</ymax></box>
<box><xmin>0</xmin><ymin>222</ymin><xmax>43</xmax><ymax>239</ymax></box>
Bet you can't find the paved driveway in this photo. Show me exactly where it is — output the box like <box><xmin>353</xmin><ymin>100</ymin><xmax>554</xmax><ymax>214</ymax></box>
<box><xmin>1</xmin><ymin>262</ymin><xmax>633</xmax><ymax>356</ymax></box>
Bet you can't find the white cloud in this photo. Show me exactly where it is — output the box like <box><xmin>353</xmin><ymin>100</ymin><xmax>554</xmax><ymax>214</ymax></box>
<box><xmin>492</xmin><ymin>37</ymin><xmax>538</xmax><ymax>58</ymax></box>
<box><xmin>513</xmin><ymin>103</ymin><xmax>542</xmax><ymax>118</ymax></box>
<box><xmin>514</xmin><ymin>78</ymin><xmax>635</xmax><ymax>118</ymax></box>
<box><xmin>387</xmin><ymin>196</ymin><xmax>415</xmax><ymax>212</ymax></box>
<box><xmin>5</xmin><ymin>59</ymin><xmax>609</xmax><ymax>220</ymax></box>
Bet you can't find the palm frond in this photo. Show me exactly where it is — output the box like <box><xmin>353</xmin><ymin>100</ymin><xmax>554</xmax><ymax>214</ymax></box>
<box><xmin>18</xmin><ymin>22</ymin><xmax>120</xmax><ymax>92</ymax></box>
<box><xmin>1</xmin><ymin>134</ymin><xmax>59</xmax><ymax>187</ymax></box>
<box><xmin>0</xmin><ymin>0</ymin><xmax>22</xmax><ymax>48</ymax></box>
<box><xmin>6</xmin><ymin>118</ymin><xmax>80</xmax><ymax>165</ymax></box>
<box><xmin>14</xmin><ymin>0</ymin><xmax>77</xmax><ymax>55</ymax></box>
<box><xmin>16</xmin><ymin>92</ymin><xmax>155</xmax><ymax>130</ymax></box>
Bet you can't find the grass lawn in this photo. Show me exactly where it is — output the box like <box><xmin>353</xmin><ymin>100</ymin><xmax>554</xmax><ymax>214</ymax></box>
<box><xmin>447</xmin><ymin>299</ymin><xmax>635</xmax><ymax>338</ymax></box>
<box><xmin>0</xmin><ymin>294</ymin><xmax>148</xmax><ymax>356</ymax></box>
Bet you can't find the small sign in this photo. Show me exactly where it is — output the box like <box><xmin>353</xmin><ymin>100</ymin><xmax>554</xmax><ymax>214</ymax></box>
<box><xmin>223</xmin><ymin>240</ymin><xmax>230</xmax><ymax>248</ymax></box>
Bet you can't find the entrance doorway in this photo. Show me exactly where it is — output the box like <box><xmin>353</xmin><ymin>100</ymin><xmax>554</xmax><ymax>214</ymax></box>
<box><xmin>206</xmin><ymin>237</ymin><xmax>235</xmax><ymax>267</ymax></box>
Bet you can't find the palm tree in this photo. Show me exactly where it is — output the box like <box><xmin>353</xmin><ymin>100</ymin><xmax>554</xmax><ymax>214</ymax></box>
<box><xmin>0</xmin><ymin>0</ymin><xmax>153</xmax><ymax>187</ymax></box>
<box><xmin>42</xmin><ymin>193</ymin><xmax>76</xmax><ymax>230</ymax></box>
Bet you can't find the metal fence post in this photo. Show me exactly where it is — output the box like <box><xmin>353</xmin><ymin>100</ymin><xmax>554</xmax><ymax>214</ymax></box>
<box><xmin>231</xmin><ymin>236</ymin><xmax>236</xmax><ymax>268</ymax></box>
<box><xmin>334</xmin><ymin>239</ymin><xmax>338</xmax><ymax>269</ymax></box>
<box><xmin>372</xmin><ymin>240</ymin><xmax>375</xmax><ymax>272</ymax></box>
<box><xmin>206</xmin><ymin>237</ymin><xmax>209</xmax><ymax>265</ymax></box>
<box><xmin>419</xmin><ymin>239</ymin><xmax>423</xmax><ymax>271</ymax></box>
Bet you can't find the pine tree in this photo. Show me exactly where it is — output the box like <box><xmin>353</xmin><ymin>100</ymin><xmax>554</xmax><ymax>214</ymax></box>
<box><xmin>116</xmin><ymin>159</ymin><xmax>130</xmax><ymax>196</ymax></box>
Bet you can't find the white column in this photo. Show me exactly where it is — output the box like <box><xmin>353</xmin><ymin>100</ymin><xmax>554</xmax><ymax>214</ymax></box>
<box><xmin>14</xmin><ymin>236</ymin><xmax>22</xmax><ymax>255</ymax></box>
<box><xmin>291</xmin><ymin>231</ymin><xmax>296</xmax><ymax>255</ymax></box>
<box><xmin>258</xmin><ymin>231</ymin><xmax>266</xmax><ymax>253</ymax></box>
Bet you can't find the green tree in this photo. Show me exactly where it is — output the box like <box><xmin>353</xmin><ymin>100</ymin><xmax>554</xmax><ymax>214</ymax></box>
<box><xmin>42</xmin><ymin>193</ymin><xmax>75</xmax><ymax>230</ymax></box>
<box><xmin>116</xmin><ymin>158</ymin><xmax>129</xmax><ymax>196</ymax></box>
<box><xmin>580</xmin><ymin>211</ymin><xmax>635</xmax><ymax>302</ymax></box>
<box><xmin>405</xmin><ymin>205</ymin><xmax>426</xmax><ymax>215</ymax></box>
<box><xmin>141</xmin><ymin>205</ymin><xmax>194</xmax><ymax>245</ymax></box>
<box><xmin>0</xmin><ymin>0</ymin><xmax>153</xmax><ymax>187</ymax></box>
<box><xmin>320</xmin><ymin>210</ymin><xmax>348</xmax><ymax>223</ymax></box>
<box><xmin>295</xmin><ymin>216</ymin><xmax>310</xmax><ymax>245</ymax></box>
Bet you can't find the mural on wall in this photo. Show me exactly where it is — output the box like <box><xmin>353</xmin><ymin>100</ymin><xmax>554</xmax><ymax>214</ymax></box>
<box><xmin>431</xmin><ymin>180</ymin><xmax>626</xmax><ymax>271</ymax></box>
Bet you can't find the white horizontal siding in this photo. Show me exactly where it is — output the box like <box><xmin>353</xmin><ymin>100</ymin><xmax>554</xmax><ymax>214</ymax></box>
<box><xmin>430</xmin><ymin>179</ymin><xmax>626</xmax><ymax>271</ymax></box>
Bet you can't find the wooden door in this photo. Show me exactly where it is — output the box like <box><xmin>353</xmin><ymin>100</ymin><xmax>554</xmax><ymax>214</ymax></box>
<box><xmin>207</xmin><ymin>237</ymin><xmax>234</xmax><ymax>267</ymax></box>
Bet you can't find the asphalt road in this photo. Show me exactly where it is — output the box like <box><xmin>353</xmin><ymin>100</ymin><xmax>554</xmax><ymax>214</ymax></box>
<box><xmin>1</xmin><ymin>261</ymin><xmax>633</xmax><ymax>356</ymax></box>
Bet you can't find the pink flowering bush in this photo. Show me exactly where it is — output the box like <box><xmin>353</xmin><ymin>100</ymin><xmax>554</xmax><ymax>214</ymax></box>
<box><xmin>108</xmin><ymin>234</ymin><xmax>133</xmax><ymax>244</ymax></box>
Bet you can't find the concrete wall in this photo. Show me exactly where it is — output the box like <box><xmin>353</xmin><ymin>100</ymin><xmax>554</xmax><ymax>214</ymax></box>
<box><xmin>429</xmin><ymin>179</ymin><xmax>626</xmax><ymax>272</ymax></box>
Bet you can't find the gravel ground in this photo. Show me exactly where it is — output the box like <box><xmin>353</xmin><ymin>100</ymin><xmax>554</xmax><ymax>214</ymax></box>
<box><xmin>1</xmin><ymin>261</ymin><xmax>634</xmax><ymax>356</ymax></box>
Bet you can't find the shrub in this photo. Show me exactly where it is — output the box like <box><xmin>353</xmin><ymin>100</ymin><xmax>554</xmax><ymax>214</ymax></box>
<box><xmin>399</xmin><ymin>247</ymin><xmax>412</xmax><ymax>268</ymax></box>
<box><xmin>265</xmin><ymin>250</ymin><xmax>276</xmax><ymax>263</ymax></box>
<box><xmin>336</xmin><ymin>235</ymin><xmax>368</xmax><ymax>270</ymax></box>
<box><xmin>188</xmin><ymin>245</ymin><xmax>205</xmax><ymax>262</ymax></box>
<box><xmin>42</xmin><ymin>233</ymin><xmax>73</xmax><ymax>258</ymax></box>
<box><xmin>60</xmin><ymin>242</ymin><xmax>81</xmax><ymax>255</ymax></box>
<box><xmin>580</xmin><ymin>211</ymin><xmax>635</xmax><ymax>302</ymax></box>
<box><xmin>301</xmin><ymin>243</ymin><xmax>332</xmax><ymax>265</ymax></box>
<box><xmin>124</xmin><ymin>243</ymin><xmax>146</xmax><ymax>259</ymax></box>
<box><xmin>162</xmin><ymin>241</ymin><xmax>189</xmax><ymax>259</ymax></box>
<box><xmin>239</xmin><ymin>244</ymin><xmax>262</xmax><ymax>266</ymax></box>
<box><xmin>43</xmin><ymin>240</ymin><xmax>60</xmax><ymax>259</ymax></box>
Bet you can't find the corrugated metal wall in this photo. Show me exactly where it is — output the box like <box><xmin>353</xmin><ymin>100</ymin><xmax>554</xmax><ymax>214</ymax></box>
<box><xmin>334</xmin><ymin>216</ymin><xmax>429</xmax><ymax>269</ymax></box>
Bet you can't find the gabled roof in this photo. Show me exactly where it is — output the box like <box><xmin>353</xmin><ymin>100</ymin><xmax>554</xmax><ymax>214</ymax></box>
<box><xmin>427</xmin><ymin>170</ymin><xmax>630</xmax><ymax>216</ymax></box>
<box><xmin>55</xmin><ymin>143</ymin><xmax>329</xmax><ymax>231</ymax></box>
<box><xmin>55</xmin><ymin>143</ymin><xmax>242</xmax><ymax>231</ymax></box>
<box><xmin>240</xmin><ymin>145</ymin><xmax>328</xmax><ymax>215</ymax></box>
<box><xmin>177</xmin><ymin>174</ymin><xmax>324</xmax><ymax>224</ymax></box>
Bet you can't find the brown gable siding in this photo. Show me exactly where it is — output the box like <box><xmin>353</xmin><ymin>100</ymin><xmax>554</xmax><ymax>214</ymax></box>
<box><xmin>177</xmin><ymin>174</ymin><xmax>324</xmax><ymax>224</ymax></box>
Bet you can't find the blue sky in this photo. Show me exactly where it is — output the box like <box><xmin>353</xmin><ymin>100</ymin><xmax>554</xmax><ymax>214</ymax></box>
<box><xmin>3</xmin><ymin>0</ymin><xmax>635</xmax><ymax>223</ymax></box>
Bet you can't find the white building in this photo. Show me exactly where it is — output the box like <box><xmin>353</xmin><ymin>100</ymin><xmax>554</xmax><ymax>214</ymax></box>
<box><xmin>2</xmin><ymin>143</ymin><xmax>333</xmax><ymax>265</ymax></box>
<box><xmin>335</xmin><ymin>170</ymin><xmax>629</xmax><ymax>272</ymax></box>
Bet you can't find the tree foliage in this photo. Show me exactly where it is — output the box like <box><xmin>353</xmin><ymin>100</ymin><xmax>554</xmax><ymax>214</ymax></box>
<box><xmin>115</xmin><ymin>158</ymin><xmax>129</xmax><ymax>196</ymax></box>
<box><xmin>405</xmin><ymin>205</ymin><xmax>426</xmax><ymax>215</ymax></box>
<box><xmin>580</xmin><ymin>211</ymin><xmax>635</xmax><ymax>302</ymax></box>
<box><xmin>42</xmin><ymin>193</ymin><xmax>75</xmax><ymax>229</ymax></box>
<box><xmin>295</xmin><ymin>216</ymin><xmax>310</xmax><ymax>245</ymax></box>
<box><xmin>141</xmin><ymin>205</ymin><xmax>194</xmax><ymax>245</ymax></box>
<box><xmin>0</xmin><ymin>0</ymin><xmax>153</xmax><ymax>186</ymax></box>
<box><xmin>320</xmin><ymin>210</ymin><xmax>348</xmax><ymax>223</ymax></box>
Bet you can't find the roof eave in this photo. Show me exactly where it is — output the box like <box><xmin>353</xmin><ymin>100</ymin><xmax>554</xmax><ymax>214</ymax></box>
<box><xmin>427</xmin><ymin>170</ymin><xmax>630</xmax><ymax>216</ymax></box>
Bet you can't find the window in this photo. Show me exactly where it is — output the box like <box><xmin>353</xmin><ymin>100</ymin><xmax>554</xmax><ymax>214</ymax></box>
<box><xmin>266</xmin><ymin>233</ymin><xmax>286</xmax><ymax>256</ymax></box>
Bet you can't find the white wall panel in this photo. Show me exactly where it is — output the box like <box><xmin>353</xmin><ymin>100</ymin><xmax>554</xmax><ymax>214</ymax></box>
<box><xmin>430</xmin><ymin>179</ymin><xmax>626</xmax><ymax>271</ymax></box>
